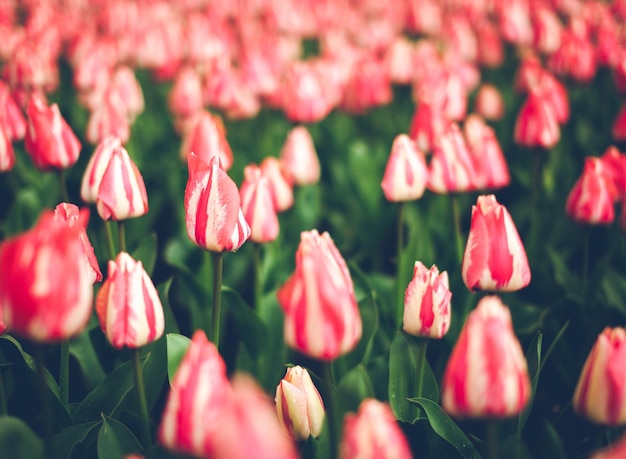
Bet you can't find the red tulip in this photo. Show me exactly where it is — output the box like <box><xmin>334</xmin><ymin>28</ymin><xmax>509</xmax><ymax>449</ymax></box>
<box><xmin>463</xmin><ymin>114</ymin><xmax>510</xmax><ymax>190</ymax></box>
<box><xmin>601</xmin><ymin>146</ymin><xmax>626</xmax><ymax>201</ymax></box>
<box><xmin>277</xmin><ymin>230</ymin><xmax>362</xmax><ymax>360</ymax></box>
<box><xmin>279</xmin><ymin>126</ymin><xmax>321</xmax><ymax>186</ymax></box>
<box><xmin>159</xmin><ymin>330</ymin><xmax>234</xmax><ymax>457</ymax></box>
<box><xmin>80</xmin><ymin>135</ymin><xmax>122</xmax><ymax>203</ymax></box>
<box><xmin>340</xmin><ymin>399</ymin><xmax>412</xmax><ymax>459</ymax></box>
<box><xmin>0</xmin><ymin>211</ymin><xmax>93</xmax><ymax>342</ymax></box>
<box><xmin>0</xmin><ymin>127</ymin><xmax>14</xmax><ymax>172</ymax></box>
<box><xmin>462</xmin><ymin>195</ymin><xmax>531</xmax><ymax>292</ymax></box>
<box><xmin>339</xmin><ymin>56</ymin><xmax>392</xmax><ymax>114</ymax></box>
<box><xmin>184</xmin><ymin>153</ymin><xmax>250</xmax><ymax>252</ymax></box>
<box><xmin>96</xmin><ymin>252</ymin><xmax>164</xmax><ymax>349</ymax></box>
<box><xmin>442</xmin><ymin>296</ymin><xmax>531</xmax><ymax>418</ymax></box>
<box><xmin>24</xmin><ymin>94</ymin><xmax>81</xmax><ymax>170</ymax></box>
<box><xmin>565</xmin><ymin>157</ymin><xmax>617</xmax><ymax>224</ymax></box>
<box><xmin>381</xmin><ymin>134</ymin><xmax>429</xmax><ymax>202</ymax></box>
<box><xmin>409</xmin><ymin>102</ymin><xmax>447</xmax><ymax>154</ymax></box>
<box><xmin>0</xmin><ymin>80</ymin><xmax>26</xmax><ymax>141</ymax></box>
<box><xmin>514</xmin><ymin>92</ymin><xmax>560</xmax><ymax>149</ymax></box>
<box><xmin>428</xmin><ymin>122</ymin><xmax>478</xmax><ymax>193</ymax></box>
<box><xmin>573</xmin><ymin>327</ymin><xmax>626</xmax><ymax>425</ymax></box>
<box><xmin>403</xmin><ymin>262</ymin><xmax>451</xmax><ymax>339</ymax></box>
<box><xmin>239</xmin><ymin>165</ymin><xmax>280</xmax><ymax>244</ymax></box>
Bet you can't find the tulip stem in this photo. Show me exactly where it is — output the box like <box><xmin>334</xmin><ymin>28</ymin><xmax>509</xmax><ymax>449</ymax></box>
<box><xmin>582</xmin><ymin>228</ymin><xmax>590</xmax><ymax>302</ymax></box>
<box><xmin>132</xmin><ymin>349</ymin><xmax>152</xmax><ymax>447</ymax></box>
<box><xmin>210</xmin><ymin>252</ymin><xmax>224</xmax><ymax>348</ymax></box>
<box><xmin>34</xmin><ymin>345</ymin><xmax>53</xmax><ymax>459</ymax></box>
<box><xmin>117</xmin><ymin>221</ymin><xmax>126</xmax><ymax>253</ymax></box>
<box><xmin>253</xmin><ymin>242</ymin><xmax>262</xmax><ymax>311</ymax></box>
<box><xmin>0</xmin><ymin>367</ymin><xmax>7</xmax><ymax>416</ymax></box>
<box><xmin>323</xmin><ymin>361</ymin><xmax>337</xmax><ymax>459</ymax></box>
<box><xmin>415</xmin><ymin>338</ymin><xmax>428</xmax><ymax>399</ymax></box>
<box><xmin>56</xmin><ymin>170</ymin><xmax>70</xmax><ymax>203</ymax></box>
<box><xmin>451</xmin><ymin>194</ymin><xmax>464</xmax><ymax>265</ymax></box>
<box><xmin>486</xmin><ymin>420</ymin><xmax>498</xmax><ymax>459</ymax></box>
<box><xmin>59</xmin><ymin>340</ymin><xmax>70</xmax><ymax>407</ymax></box>
<box><xmin>105</xmin><ymin>221</ymin><xmax>117</xmax><ymax>259</ymax></box>
<box><xmin>395</xmin><ymin>202</ymin><xmax>406</xmax><ymax>329</ymax></box>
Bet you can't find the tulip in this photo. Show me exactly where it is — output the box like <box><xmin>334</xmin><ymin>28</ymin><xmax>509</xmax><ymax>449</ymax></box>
<box><xmin>85</xmin><ymin>87</ymin><xmax>130</xmax><ymax>145</ymax></box>
<box><xmin>0</xmin><ymin>128</ymin><xmax>14</xmax><ymax>172</ymax></box>
<box><xmin>428</xmin><ymin>122</ymin><xmax>478</xmax><ymax>193</ymax></box>
<box><xmin>573</xmin><ymin>327</ymin><xmax>626</xmax><ymax>426</ymax></box>
<box><xmin>340</xmin><ymin>399</ymin><xmax>412</xmax><ymax>459</ymax></box>
<box><xmin>413</xmin><ymin>66</ymin><xmax>467</xmax><ymax>122</ymax></box>
<box><xmin>279</xmin><ymin>126</ymin><xmax>321</xmax><ymax>186</ymax></box>
<box><xmin>463</xmin><ymin>114</ymin><xmax>510</xmax><ymax>190</ymax></box>
<box><xmin>403</xmin><ymin>262</ymin><xmax>451</xmax><ymax>339</ymax></box>
<box><xmin>53</xmin><ymin>203</ymin><xmax>102</xmax><ymax>283</ymax></box>
<box><xmin>239</xmin><ymin>165</ymin><xmax>280</xmax><ymax>244</ymax></box>
<box><xmin>339</xmin><ymin>56</ymin><xmax>392</xmax><ymax>114</ymax></box>
<box><xmin>474</xmin><ymin>84</ymin><xmax>505</xmax><ymax>121</ymax></box>
<box><xmin>565</xmin><ymin>157</ymin><xmax>617</xmax><ymax>225</ymax></box>
<box><xmin>613</xmin><ymin>103</ymin><xmax>626</xmax><ymax>142</ymax></box>
<box><xmin>441</xmin><ymin>296</ymin><xmax>531</xmax><ymax>418</ymax></box>
<box><xmin>96</xmin><ymin>252</ymin><xmax>164</xmax><ymax>349</ymax></box>
<box><xmin>590</xmin><ymin>432</ymin><xmax>626</xmax><ymax>458</ymax></box>
<box><xmin>159</xmin><ymin>330</ymin><xmax>234</xmax><ymax>457</ymax></box>
<box><xmin>80</xmin><ymin>135</ymin><xmax>122</xmax><ymax>203</ymax></box>
<box><xmin>168</xmin><ymin>65</ymin><xmax>204</xmax><ymax>120</ymax></box>
<box><xmin>24</xmin><ymin>94</ymin><xmax>81</xmax><ymax>171</ymax></box>
<box><xmin>513</xmin><ymin>92</ymin><xmax>560</xmax><ymax>149</ymax></box>
<box><xmin>408</xmin><ymin>102</ymin><xmax>447</xmax><ymax>153</ymax></box>
<box><xmin>277</xmin><ymin>230</ymin><xmax>362</xmax><ymax>360</ymax></box>
<box><xmin>282</xmin><ymin>61</ymin><xmax>334</xmax><ymax>123</ymax></box>
<box><xmin>180</xmin><ymin>110</ymin><xmax>234</xmax><ymax>171</ymax></box>
<box><xmin>601</xmin><ymin>146</ymin><xmax>626</xmax><ymax>201</ymax></box>
<box><xmin>96</xmin><ymin>144</ymin><xmax>149</xmax><ymax>221</ymax></box>
<box><xmin>0</xmin><ymin>211</ymin><xmax>93</xmax><ymax>342</ymax></box>
<box><xmin>547</xmin><ymin>21</ymin><xmax>596</xmax><ymax>83</ymax></box>
<box><xmin>462</xmin><ymin>195</ymin><xmax>531</xmax><ymax>292</ymax></box>
<box><xmin>110</xmin><ymin>66</ymin><xmax>144</xmax><ymax>122</ymax></box>
<box><xmin>275</xmin><ymin>365</ymin><xmax>325</xmax><ymax>440</ymax></box>
<box><xmin>0</xmin><ymin>80</ymin><xmax>26</xmax><ymax>141</ymax></box>
<box><xmin>260</xmin><ymin>157</ymin><xmax>294</xmax><ymax>212</ymax></box>
<box><xmin>185</xmin><ymin>153</ymin><xmax>251</xmax><ymax>252</ymax></box>
<box><xmin>381</xmin><ymin>134</ymin><xmax>429</xmax><ymax>202</ymax></box>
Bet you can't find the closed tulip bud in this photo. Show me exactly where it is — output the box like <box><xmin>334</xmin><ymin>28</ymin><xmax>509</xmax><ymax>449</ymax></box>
<box><xmin>96</xmin><ymin>252</ymin><xmax>164</xmax><ymax>349</ymax></box>
<box><xmin>514</xmin><ymin>92</ymin><xmax>560</xmax><ymax>149</ymax></box>
<box><xmin>24</xmin><ymin>94</ymin><xmax>81</xmax><ymax>170</ymax></box>
<box><xmin>463</xmin><ymin>114</ymin><xmax>510</xmax><ymax>190</ymax></box>
<box><xmin>340</xmin><ymin>399</ymin><xmax>412</xmax><ymax>459</ymax></box>
<box><xmin>442</xmin><ymin>296</ymin><xmax>531</xmax><ymax>419</ymax></box>
<box><xmin>180</xmin><ymin>111</ymin><xmax>234</xmax><ymax>171</ymax></box>
<box><xmin>96</xmin><ymin>145</ymin><xmax>149</xmax><ymax>221</ymax></box>
<box><xmin>85</xmin><ymin>88</ymin><xmax>130</xmax><ymax>145</ymax></box>
<box><xmin>279</xmin><ymin>126</ymin><xmax>321</xmax><ymax>186</ymax></box>
<box><xmin>53</xmin><ymin>203</ymin><xmax>102</xmax><ymax>283</ymax></box>
<box><xmin>381</xmin><ymin>134</ymin><xmax>429</xmax><ymax>202</ymax></box>
<box><xmin>260</xmin><ymin>157</ymin><xmax>294</xmax><ymax>212</ymax></box>
<box><xmin>565</xmin><ymin>157</ymin><xmax>617</xmax><ymax>225</ymax></box>
<box><xmin>159</xmin><ymin>330</ymin><xmax>234</xmax><ymax>457</ymax></box>
<box><xmin>277</xmin><ymin>230</ymin><xmax>362</xmax><ymax>360</ymax></box>
<box><xmin>111</xmin><ymin>66</ymin><xmax>144</xmax><ymax>122</ymax></box>
<box><xmin>474</xmin><ymin>83</ymin><xmax>505</xmax><ymax>121</ymax></box>
<box><xmin>409</xmin><ymin>102</ymin><xmax>448</xmax><ymax>153</ymax></box>
<box><xmin>275</xmin><ymin>366</ymin><xmax>325</xmax><ymax>440</ymax></box>
<box><xmin>403</xmin><ymin>262</ymin><xmax>451</xmax><ymax>339</ymax></box>
<box><xmin>185</xmin><ymin>153</ymin><xmax>250</xmax><ymax>252</ymax></box>
<box><xmin>0</xmin><ymin>81</ymin><xmax>26</xmax><ymax>141</ymax></box>
<box><xmin>428</xmin><ymin>123</ymin><xmax>479</xmax><ymax>193</ymax></box>
<box><xmin>81</xmin><ymin>135</ymin><xmax>122</xmax><ymax>203</ymax></box>
<box><xmin>240</xmin><ymin>165</ymin><xmax>280</xmax><ymax>244</ymax></box>
<box><xmin>613</xmin><ymin>103</ymin><xmax>626</xmax><ymax>142</ymax></box>
<box><xmin>462</xmin><ymin>195</ymin><xmax>531</xmax><ymax>292</ymax></box>
<box><xmin>168</xmin><ymin>65</ymin><xmax>204</xmax><ymax>120</ymax></box>
<box><xmin>601</xmin><ymin>146</ymin><xmax>626</xmax><ymax>201</ymax></box>
<box><xmin>573</xmin><ymin>327</ymin><xmax>626</xmax><ymax>426</ymax></box>
<box><xmin>0</xmin><ymin>211</ymin><xmax>93</xmax><ymax>342</ymax></box>
<box><xmin>282</xmin><ymin>61</ymin><xmax>333</xmax><ymax>123</ymax></box>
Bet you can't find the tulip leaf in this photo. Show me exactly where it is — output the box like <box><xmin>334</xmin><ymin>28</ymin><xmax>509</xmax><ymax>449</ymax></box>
<box><xmin>388</xmin><ymin>331</ymin><xmax>439</xmax><ymax>423</ymax></box>
<box><xmin>517</xmin><ymin>331</ymin><xmax>543</xmax><ymax>435</ymax></box>
<box><xmin>408</xmin><ymin>398</ymin><xmax>482</xmax><ymax>459</ymax></box>
<box><xmin>97</xmin><ymin>415</ymin><xmax>142</xmax><ymax>459</ymax></box>
<box><xmin>166</xmin><ymin>333</ymin><xmax>191</xmax><ymax>385</ymax></box>
<box><xmin>223</xmin><ymin>286</ymin><xmax>269</xmax><ymax>360</ymax></box>
<box><xmin>2</xmin><ymin>189</ymin><xmax>41</xmax><ymax>236</ymax></box>
<box><xmin>0</xmin><ymin>416</ymin><xmax>44</xmax><ymax>459</ymax></box>
<box><xmin>52</xmin><ymin>421</ymin><xmax>101</xmax><ymax>459</ymax></box>
<box><xmin>70</xmin><ymin>330</ymin><xmax>107</xmax><ymax>392</ymax></box>
<box><xmin>131</xmin><ymin>232</ymin><xmax>157</xmax><ymax>275</ymax></box>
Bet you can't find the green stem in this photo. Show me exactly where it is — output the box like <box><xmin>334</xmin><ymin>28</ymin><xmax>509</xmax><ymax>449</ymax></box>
<box><xmin>395</xmin><ymin>202</ymin><xmax>405</xmax><ymax>329</ymax></box>
<box><xmin>323</xmin><ymin>361</ymin><xmax>337</xmax><ymax>459</ymax></box>
<box><xmin>59</xmin><ymin>340</ymin><xmax>70</xmax><ymax>407</ymax></box>
<box><xmin>486</xmin><ymin>420</ymin><xmax>498</xmax><ymax>459</ymax></box>
<box><xmin>582</xmin><ymin>228</ymin><xmax>590</xmax><ymax>302</ymax></box>
<box><xmin>34</xmin><ymin>345</ymin><xmax>52</xmax><ymax>459</ymax></box>
<box><xmin>529</xmin><ymin>149</ymin><xmax>543</xmax><ymax>256</ymax></box>
<box><xmin>253</xmin><ymin>243</ymin><xmax>262</xmax><ymax>311</ymax></box>
<box><xmin>132</xmin><ymin>349</ymin><xmax>152</xmax><ymax>447</ymax></box>
<box><xmin>210</xmin><ymin>252</ymin><xmax>225</xmax><ymax>347</ymax></box>
<box><xmin>105</xmin><ymin>221</ymin><xmax>117</xmax><ymax>259</ymax></box>
<box><xmin>117</xmin><ymin>221</ymin><xmax>126</xmax><ymax>253</ymax></box>
<box><xmin>57</xmin><ymin>170</ymin><xmax>70</xmax><ymax>203</ymax></box>
<box><xmin>415</xmin><ymin>338</ymin><xmax>428</xmax><ymax>398</ymax></box>
<box><xmin>451</xmin><ymin>194</ymin><xmax>464</xmax><ymax>265</ymax></box>
<box><xmin>0</xmin><ymin>366</ymin><xmax>7</xmax><ymax>416</ymax></box>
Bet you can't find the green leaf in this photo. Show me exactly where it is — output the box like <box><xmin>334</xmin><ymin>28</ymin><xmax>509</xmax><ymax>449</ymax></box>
<box><xmin>332</xmin><ymin>364</ymin><xmax>375</xmax><ymax>445</ymax></box>
<box><xmin>2</xmin><ymin>189</ymin><xmax>41</xmax><ymax>236</ymax></box>
<box><xmin>131</xmin><ymin>232</ymin><xmax>158</xmax><ymax>276</ymax></box>
<box><xmin>388</xmin><ymin>332</ymin><xmax>439</xmax><ymax>423</ymax></box>
<box><xmin>70</xmin><ymin>330</ymin><xmax>106</xmax><ymax>392</ymax></box>
<box><xmin>518</xmin><ymin>331</ymin><xmax>543</xmax><ymax>435</ymax></box>
<box><xmin>97</xmin><ymin>415</ymin><xmax>143</xmax><ymax>459</ymax></box>
<box><xmin>166</xmin><ymin>333</ymin><xmax>191</xmax><ymax>385</ymax></box>
<box><xmin>223</xmin><ymin>286</ymin><xmax>269</xmax><ymax>359</ymax></box>
<box><xmin>52</xmin><ymin>422</ymin><xmax>101</xmax><ymax>459</ymax></box>
<box><xmin>601</xmin><ymin>268</ymin><xmax>626</xmax><ymax>317</ymax></box>
<box><xmin>0</xmin><ymin>416</ymin><xmax>44</xmax><ymax>459</ymax></box>
<box><xmin>408</xmin><ymin>398</ymin><xmax>482</xmax><ymax>459</ymax></box>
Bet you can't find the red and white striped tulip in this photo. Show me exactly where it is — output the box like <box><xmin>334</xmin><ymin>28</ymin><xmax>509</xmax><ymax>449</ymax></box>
<box><xmin>0</xmin><ymin>127</ymin><xmax>14</xmax><ymax>172</ymax></box>
<box><xmin>240</xmin><ymin>165</ymin><xmax>280</xmax><ymax>244</ymax></box>
<box><xmin>260</xmin><ymin>157</ymin><xmax>294</xmax><ymax>212</ymax></box>
<box><xmin>514</xmin><ymin>92</ymin><xmax>560</xmax><ymax>149</ymax></box>
<box><xmin>0</xmin><ymin>211</ymin><xmax>93</xmax><ymax>342</ymax></box>
<box><xmin>403</xmin><ymin>262</ymin><xmax>451</xmax><ymax>339</ymax></box>
<box><xmin>428</xmin><ymin>122</ymin><xmax>478</xmax><ymax>193</ymax></box>
<box><xmin>565</xmin><ymin>157</ymin><xmax>617</xmax><ymax>225</ymax></box>
<box><xmin>279</xmin><ymin>126</ymin><xmax>321</xmax><ymax>186</ymax></box>
<box><xmin>474</xmin><ymin>83</ymin><xmax>505</xmax><ymax>121</ymax></box>
<box><xmin>277</xmin><ymin>230</ymin><xmax>362</xmax><ymax>360</ymax></box>
<box><xmin>601</xmin><ymin>146</ymin><xmax>626</xmax><ymax>201</ymax></box>
<box><xmin>185</xmin><ymin>153</ymin><xmax>250</xmax><ymax>252</ymax></box>
<box><xmin>442</xmin><ymin>295</ymin><xmax>531</xmax><ymax>419</ymax></box>
<box><xmin>0</xmin><ymin>80</ymin><xmax>26</xmax><ymax>141</ymax></box>
<box><xmin>409</xmin><ymin>102</ymin><xmax>448</xmax><ymax>154</ymax></box>
<box><xmin>381</xmin><ymin>134</ymin><xmax>429</xmax><ymax>202</ymax></box>
<box><xmin>573</xmin><ymin>327</ymin><xmax>626</xmax><ymax>426</ymax></box>
<box><xmin>80</xmin><ymin>135</ymin><xmax>122</xmax><ymax>203</ymax></box>
<box><xmin>96</xmin><ymin>252</ymin><xmax>164</xmax><ymax>349</ymax></box>
<box><xmin>462</xmin><ymin>195</ymin><xmax>531</xmax><ymax>292</ymax></box>
<box><xmin>463</xmin><ymin>114</ymin><xmax>510</xmax><ymax>190</ymax></box>
<box><xmin>340</xmin><ymin>399</ymin><xmax>412</xmax><ymax>459</ymax></box>
<box><xmin>180</xmin><ymin>110</ymin><xmax>234</xmax><ymax>171</ymax></box>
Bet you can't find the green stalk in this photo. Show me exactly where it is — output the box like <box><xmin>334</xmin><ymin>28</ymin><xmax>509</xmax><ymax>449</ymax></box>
<box><xmin>0</xmin><ymin>366</ymin><xmax>7</xmax><ymax>416</ymax></box>
<box><xmin>415</xmin><ymin>338</ymin><xmax>428</xmax><ymax>398</ymax></box>
<box><xmin>59</xmin><ymin>340</ymin><xmax>70</xmax><ymax>407</ymax></box>
<box><xmin>132</xmin><ymin>349</ymin><xmax>152</xmax><ymax>446</ymax></box>
<box><xmin>56</xmin><ymin>170</ymin><xmax>70</xmax><ymax>203</ymax></box>
<box><xmin>486</xmin><ymin>420</ymin><xmax>498</xmax><ymax>459</ymax></box>
<box><xmin>450</xmin><ymin>194</ymin><xmax>464</xmax><ymax>265</ymax></box>
<box><xmin>34</xmin><ymin>345</ymin><xmax>52</xmax><ymax>459</ymax></box>
<box><xmin>117</xmin><ymin>221</ymin><xmax>126</xmax><ymax>253</ymax></box>
<box><xmin>210</xmin><ymin>252</ymin><xmax>225</xmax><ymax>347</ymax></box>
<box><xmin>323</xmin><ymin>361</ymin><xmax>337</xmax><ymax>459</ymax></box>
<box><xmin>395</xmin><ymin>202</ymin><xmax>405</xmax><ymax>329</ymax></box>
<box><xmin>105</xmin><ymin>221</ymin><xmax>117</xmax><ymax>259</ymax></box>
<box><xmin>253</xmin><ymin>242</ymin><xmax>262</xmax><ymax>311</ymax></box>
<box><xmin>582</xmin><ymin>228</ymin><xmax>590</xmax><ymax>302</ymax></box>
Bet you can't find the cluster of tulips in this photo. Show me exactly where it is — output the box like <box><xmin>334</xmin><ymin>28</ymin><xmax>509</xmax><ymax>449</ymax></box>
<box><xmin>2</xmin><ymin>0</ymin><xmax>626</xmax><ymax>458</ymax></box>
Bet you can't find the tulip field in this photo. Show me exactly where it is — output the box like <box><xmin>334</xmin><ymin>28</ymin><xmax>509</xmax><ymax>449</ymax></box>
<box><xmin>3</xmin><ymin>0</ymin><xmax>626</xmax><ymax>458</ymax></box>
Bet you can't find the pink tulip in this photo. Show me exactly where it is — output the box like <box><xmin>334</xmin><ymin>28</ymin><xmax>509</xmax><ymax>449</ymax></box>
<box><xmin>0</xmin><ymin>127</ymin><xmax>14</xmax><ymax>172</ymax></box>
<box><xmin>463</xmin><ymin>114</ymin><xmax>510</xmax><ymax>190</ymax></box>
<box><xmin>260</xmin><ymin>157</ymin><xmax>294</xmax><ymax>212</ymax></box>
<box><xmin>514</xmin><ymin>92</ymin><xmax>560</xmax><ymax>149</ymax></box>
<box><xmin>240</xmin><ymin>165</ymin><xmax>280</xmax><ymax>244</ymax></box>
<box><xmin>409</xmin><ymin>102</ymin><xmax>448</xmax><ymax>154</ymax></box>
<box><xmin>428</xmin><ymin>122</ymin><xmax>478</xmax><ymax>193</ymax></box>
<box><xmin>462</xmin><ymin>195</ymin><xmax>531</xmax><ymax>292</ymax></box>
<box><xmin>279</xmin><ymin>126</ymin><xmax>321</xmax><ymax>186</ymax></box>
<box><xmin>381</xmin><ymin>134</ymin><xmax>429</xmax><ymax>202</ymax></box>
<box><xmin>565</xmin><ymin>157</ymin><xmax>617</xmax><ymax>224</ymax></box>
<box><xmin>180</xmin><ymin>110</ymin><xmax>234</xmax><ymax>171</ymax></box>
<box><xmin>80</xmin><ymin>135</ymin><xmax>122</xmax><ymax>203</ymax></box>
<box><xmin>0</xmin><ymin>80</ymin><xmax>26</xmax><ymax>141</ymax></box>
<box><xmin>442</xmin><ymin>296</ymin><xmax>531</xmax><ymax>418</ymax></box>
<box><xmin>474</xmin><ymin>84</ymin><xmax>505</xmax><ymax>121</ymax></box>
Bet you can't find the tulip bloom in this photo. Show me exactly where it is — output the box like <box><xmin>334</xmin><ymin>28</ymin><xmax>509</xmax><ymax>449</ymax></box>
<box><xmin>279</xmin><ymin>126</ymin><xmax>321</xmax><ymax>186</ymax></box>
<box><xmin>590</xmin><ymin>432</ymin><xmax>626</xmax><ymax>458</ymax></box>
<box><xmin>260</xmin><ymin>157</ymin><xmax>294</xmax><ymax>212</ymax></box>
<box><xmin>0</xmin><ymin>211</ymin><xmax>93</xmax><ymax>342</ymax></box>
<box><xmin>428</xmin><ymin>122</ymin><xmax>478</xmax><ymax>193</ymax></box>
<box><xmin>474</xmin><ymin>83</ymin><xmax>505</xmax><ymax>121</ymax></box>
<box><xmin>514</xmin><ymin>92</ymin><xmax>560</xmax><ymax>149</ymax></box>
<box><xmin>0</xmin><ymin>128</ymin><xmax>14</xmax><ymax>172</ymax></box>
<box><xmin>277</xmin><ymin>230</ymin><xmax>362</xmax><ymax>360</ymax></box>
<box><xmin>0</xmin><ymin>81</ymin><xmax>26</xmax><ymax>141</ymax></box>
<box><xmin>24</xmin><ymin>95</ymin><xmax>81</xmax><ymax>170</ymax></box>
<box><xmin>80</xmin><ymin>135</ymin><xmax>122</xmax><ymax>203</ymax></box>
<box><xmin>159</xmin><ymin>330</ymin><xmax>234</xmax><ymax>457</ymax></box>
<box><xmin>565</xmin><ymin>157</ymin><xmax>617</xmax><ymax>225</ymax></box>
<box><xmin>409</xmin><ymin>102</ymin><xmax>447</xmax><ymax>154</ymax></box>
<box><xmin>403</xmin><ymin>262</ymin><xmax>451</xmax><ymax>339</ymax></box>
<box><xmin>441</xmin><ymin>296</ymin><xmax>531</xmax><ymax>418</ymax></box>
<box><xmin>96</xmin><ymin>252</ymin><xmax>164</xmax><ymax>349</ymax></box>
<box><xmin>275</xmin><ymin>366</ymin><xmax>325</xmax><ymax>440</ymax></box>
<box><xmin>462</xmin><ymin>195</ymin><xmax>531</xmax><ymax>292</ymax></box>
<box><xmin>573</xmin><ymin>327</ymin><xmax>626</xmax><ymax>426</ymax></box>
<box><xmin>340</xmin><ymin>399</ymin><xmax>412</xmax><ymax>459</ymax></box>
<box><xmin>463</xmin><ymin>114</ymin><xmax>510</xmax><ymax>190</ymax></box>
<box><xmin>381</xmin><ymin>134</ymin><xmax>429</xmax><ymax>202</ymax></box>
<box><xmin>185</xmin><ymin>153</ymin><xmax>250</xmax><ymax>252</ymax></box>
<box><xmin>180</xmin><ymin>111</ymin><xmax>234</xmax><ymax>171</ymax></box>
<box><xmin>239</xmin><ymin>165</ymin><xmax>280</xmax><ymax>244</ymax></box>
